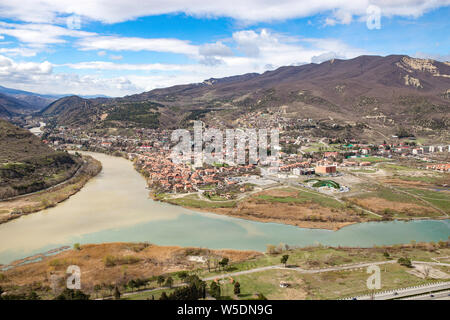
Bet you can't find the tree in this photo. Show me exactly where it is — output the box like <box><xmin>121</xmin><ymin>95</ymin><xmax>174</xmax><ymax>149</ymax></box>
<box><xmin>219</xmin><ymin>257</ymin><xmax>229</xmax><ymax>271</ymax></box>
<box><xmin>210</xmin><ymin>281</ymin><xmax>221</xmax><ymax>299</ymax></box>
<box><xmin>93</xmin><ymin>284</ymin><xmax>102</xmax><ymax>292</ymax></box>
<box><xmin>157</xmin><ymin>275</ymin><xmax>165</xmax><ymax>286</ymax></box>
<box><xmin>178</xmin><ymin>271</ymin><xmax>189</xmax><ymax>281</ymax></box>
<box><xmin>73</xmin><ymin>243</ymin><xmax>81</xmax><ymax>251</ymax></box>
<box><xmin>113</xmin><ymin>286</ymin><xmax>121</xmax><ymax>300</ymax></box>
<box><xmin>27</xmin><ymin>291</ymin><xmax>40</xmax><ymax>300</ymax></box>
<box><xmin>55</xmin><ymin>288</ymin><xmax>90</xmax><ymax>300</ymax></box>
<box><xmin>281</xmin><ymin>254</ymin><xmax>289</xmax><ymax>267</ymax></box>
<box><xmin>159</xmin><ymin>292</ymin><xmax>169</xmax><ymax>300</ymax></box>
<box><xmin>106</xmin><ymin>283</ymin><xmax>115</xmax><ymax>295</ymax></box>
<box><xmin>127</xmin><ymin>279</ymin><xmax>137</xmax><ymax>290</ymax></box>
<box><xmin>165</xmin><ymin>276</ymin><xmax>173</xmax><ymax>288</ymax></box>
<box><xmin>159</xmin><ymin>275</ymin><xmax>206</xmax><ymax>300</ymax></box>
<box><xmin>398</xmin><ymin>257</ymin><xmax>412</xmax><ymax>268</ymax></box>
<box><xmin>233</xmin><ymin>281</ymin><xmax>241</xmax><ymax>295</ymax></box>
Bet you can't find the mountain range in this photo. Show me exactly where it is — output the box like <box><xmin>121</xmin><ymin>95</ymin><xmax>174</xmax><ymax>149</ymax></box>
<box><xmin>0</xmin><ymin>85</ymin><xmax>59</xmax><ymax>114</ymax></box>
<box><xmin>0</xmin><ymin>85</ymin><xmax>112</xmax><ymax>118</ymax></box>
<box><xmin>21</xmin><ymin>55</ymin><xmax>450</xmax><ymax>141</ymax></box>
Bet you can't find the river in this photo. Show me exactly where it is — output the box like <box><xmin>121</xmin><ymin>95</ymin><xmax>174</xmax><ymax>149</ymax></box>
<box><xmin>29</xmin><ymin>122</ymin><xmax>46</xmax><ymax>136</ymax></box>
<box><xmin>0</xmin><ymin>152</ymin><xmax>448</xmax><ymax>265</ymax></box>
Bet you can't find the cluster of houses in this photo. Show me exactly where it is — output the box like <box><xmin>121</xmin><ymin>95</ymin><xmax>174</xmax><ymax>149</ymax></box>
<box><xmin>40</xmin><ymin>124</ymin><xmax>449</xmax><ymax>194</ymax></box>
<box><xmin>412</xmin><ymin>145</ymin><xmax>450</xmax><ymax>155</ymax></box>
<box><xmin>425</xmin><ymin>163</ymin><xmax>450</xmax><ymax>172</ymax></box>
<box><xmin>136</xmin><ymin>152</ymin><xmax>257</xmax><ymax>193</ymax></box>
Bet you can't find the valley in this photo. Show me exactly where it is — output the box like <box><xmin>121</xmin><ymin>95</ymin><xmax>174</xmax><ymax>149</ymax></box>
<box><xmin>0</xmin><ymin>55</ymin><xmax>449</xmax><ymax>302</ymax></box>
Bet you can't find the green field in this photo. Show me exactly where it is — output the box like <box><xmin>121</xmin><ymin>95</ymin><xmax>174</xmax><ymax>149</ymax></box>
<box><xmin>302</xmin><ymin>263</ymin><xmax>434</xmax><ymax>300</ymax></box>
<box><xmin>166</xmin><ymin>194</ymin><xmax>237</xmax><ymax>209</ymax></box>
<box><xmin>352</xmin><ymin>156</ymin><xmax>392</xmax><ymax>163</ymax></box>
<box><xmin>123</xmin><ymin>246</ymin><xmax>450</xmax><ymax>300</ymax></box>
<box><xmin>303</xmin><ymin>143</ymin><xmax>341</xmax><ymax>153</ymax></box>
<box><xmin>379</xmin><ymin>163</ymin><xmax>415</xmax><ymax>171</ymax></box>
<box><xmin>399</xmin><ymin>187</ymin><xmax>450</xmax><ymax>213</ymax></box>
<box><xmin>254</xmin><ymin>187</ymin><xmax>345</xmax><ymax>209</ymax></box>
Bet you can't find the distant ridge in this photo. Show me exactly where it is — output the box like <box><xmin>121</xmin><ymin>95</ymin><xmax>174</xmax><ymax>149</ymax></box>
<box><xmin>36</xmin><ymin>55</ymin><xmax>450</xmax><ymax>140</ymax></box>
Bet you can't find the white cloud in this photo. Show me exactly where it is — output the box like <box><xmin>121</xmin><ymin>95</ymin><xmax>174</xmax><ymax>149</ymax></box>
<box><xmin>0</xmin><ymin>54</ymin><xmax>52</xmax><ymax>77</ymax></box>
<box><xmin>0</xmin><ymin>21</ymin><xmax>95</xmax><ymax>47</ymax></box>
<box><xmin>0</xmin><ymin>55</ymin><xmax>139</xmax><ymax>96</ymax></box>
<box><xmin>109</xmin><ymin>54</ymin><xmax>123</xmax><ymax>60</ymax></box>
<box><xmin>0</xmin><ymin>47</ymin><xmax>37</xmax><ymax>57</ymax></box>
<box><xmin>61</xmin><ymin>61</ymin><xmax>191</xmax><ymax>71</ymax></box>
<box><xmin>1</xmin><ymin>28</ymin><xmax>371</xmax><ymax>96</ymax></box>
<box><xmin>199</xmin><ymin>41</ymin><xmax>233</xmax><ymax>57</ymax></box>
<box><xmin>76</xmin><ymin>35</ymin><xmax>199</xmax><ymax>56</ymax></box>
<box><xmin>0</xmin><ymin>0</ymin><xmax>448</xmax><ymax>24</ymax></box>
<box><xmin>311</xmin><ymin>52</ymin><xmax>345</xmax><ymax>63</ymax></box>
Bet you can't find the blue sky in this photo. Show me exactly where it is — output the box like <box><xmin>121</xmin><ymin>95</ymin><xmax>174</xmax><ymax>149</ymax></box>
<box><xmin>0</xmin><ymin>1</ymin><xmax>448</xmax><ymax>96</ymax></box>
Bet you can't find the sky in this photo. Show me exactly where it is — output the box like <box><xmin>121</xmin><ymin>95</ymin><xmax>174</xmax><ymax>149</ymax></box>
<box><xmin>0</xmin><ymin>0</ymin><xmax>449</xmax><ymax>97</ymax></box>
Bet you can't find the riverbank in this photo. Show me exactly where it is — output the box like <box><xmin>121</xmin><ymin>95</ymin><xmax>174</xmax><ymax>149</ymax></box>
<box><xmin>154</xmin><ymin>179</ymin><xmax>449</xmax><ymax>230</ymax></box>
<box><xmin>0</xmin><ymin>242</ymin><xmax>262</xmax><ymax>298</ymax></box>
<box><xmin>156</xmin><ymin>188</ymin><xmax>380</xmax><ymax>231</ymax></box>
<box><xmin>1</xmin><ymin>151</ymin><xmax>448</xmax><ymax>267</ymax></box>
<box><xmin>0</xmin><ymin>155</ymin><xmax>102</xmax><ymax>225</ymax></box>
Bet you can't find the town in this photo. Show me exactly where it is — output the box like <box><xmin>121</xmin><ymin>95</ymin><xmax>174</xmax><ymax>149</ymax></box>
<box><xmin>37</xmin><ymin>123</ymin><xmax>450</xmax><ymax>196</ymax></box>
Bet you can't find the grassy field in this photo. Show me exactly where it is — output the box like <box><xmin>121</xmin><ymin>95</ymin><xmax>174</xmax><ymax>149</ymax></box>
<box><xmin>352</xmin><ymin>156</ymin><xmax>392</xmax><ymax>163</ymax></box>
<box><xmin>254</xmin><ymin>187</ymin><xmax>345</xmax><ymax>209</ymax></box>
<box><xmin>122</xmin><ymin>288</ymin><xmax>176</xmax><ymax>300</ymax></box>
<box><xmin>123</xmin><ymin>245</ymin><xmax>450</xmax><ymax>300</ymax></box>
<box><xmin>3</xmin><ymin>242</ymin><xmax>449</xmax><ymax>300</ymax></box>
<box><xmin>392</xmin><ymin>174</ymin><xmax>450</xmax><ymax>186</ymax></box>
<box><xmin>211</xmin><ymin>269</ymin><xmax>307</xmax><ymax>300</ymax></box>
<box><xmin>345</xmin><ymin>183</ymin><xmax>443</xmax><ymax>218</ymax></box>
<box><xmin>398</xmin><ymin>187</ymin><xmax>450</xmax><ymax>213</ymax></box>
<box><xmin>379</xmin><ymin>163</ymin><xmax>415</xmax><ymax>171</ymax></box>
<box><xmin>303</xmin><ymin>143</ymin><xmax>341</xmax><ymax>153</ymax></box>
<box><xmin>302</xmin><ymin>263</ymin><xmax>433</xmax><ymax>300</ymax></box>
<box><xmin>196</xmin><ymin>245</ymin><xmax>450</xmax><ymax>280</ymax></box>
<box><xmin>350</xmin><ymin>169</ymin><xmax>378</xmax><ymax>173</ymax></box>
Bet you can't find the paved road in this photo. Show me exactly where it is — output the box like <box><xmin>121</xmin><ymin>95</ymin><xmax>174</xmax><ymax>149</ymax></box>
<box><xmin>348</xmin><ymin>282</ymin><xmax>450</xmax><ymax>300</ymax></box>
<box><xmin>401</xmin><ymin>290</ymin><xmax>450</xmax><ymax>300</ymax></box>
<box><xmin>413</xmin><ymin>261</ymin><xmax>450</xmax><ymax>267</ymax></box>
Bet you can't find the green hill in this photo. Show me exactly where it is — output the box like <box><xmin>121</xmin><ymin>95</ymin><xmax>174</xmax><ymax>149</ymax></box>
<box><xmin>0</xmin><ymin>119</ymin><xmax>80</xmax><ymax>199</ymax></box>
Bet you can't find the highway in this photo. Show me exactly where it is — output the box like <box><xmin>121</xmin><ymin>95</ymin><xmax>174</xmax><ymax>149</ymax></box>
<box><xmin>347</xmin><ymin>282</ymin><xmax>450</xmax><ymax>300</ymax></box>
<box><xmin>401</xmin><ymin>290</ymin><xmax>450</xmax><ymax>300</ymax></box>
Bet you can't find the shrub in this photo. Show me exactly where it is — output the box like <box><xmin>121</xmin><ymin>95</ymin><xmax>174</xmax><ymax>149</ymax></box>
<box><xmin>398</xmin><ymin>257</ymin><xmax>412</xmax><ymax>268</ymax></box>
